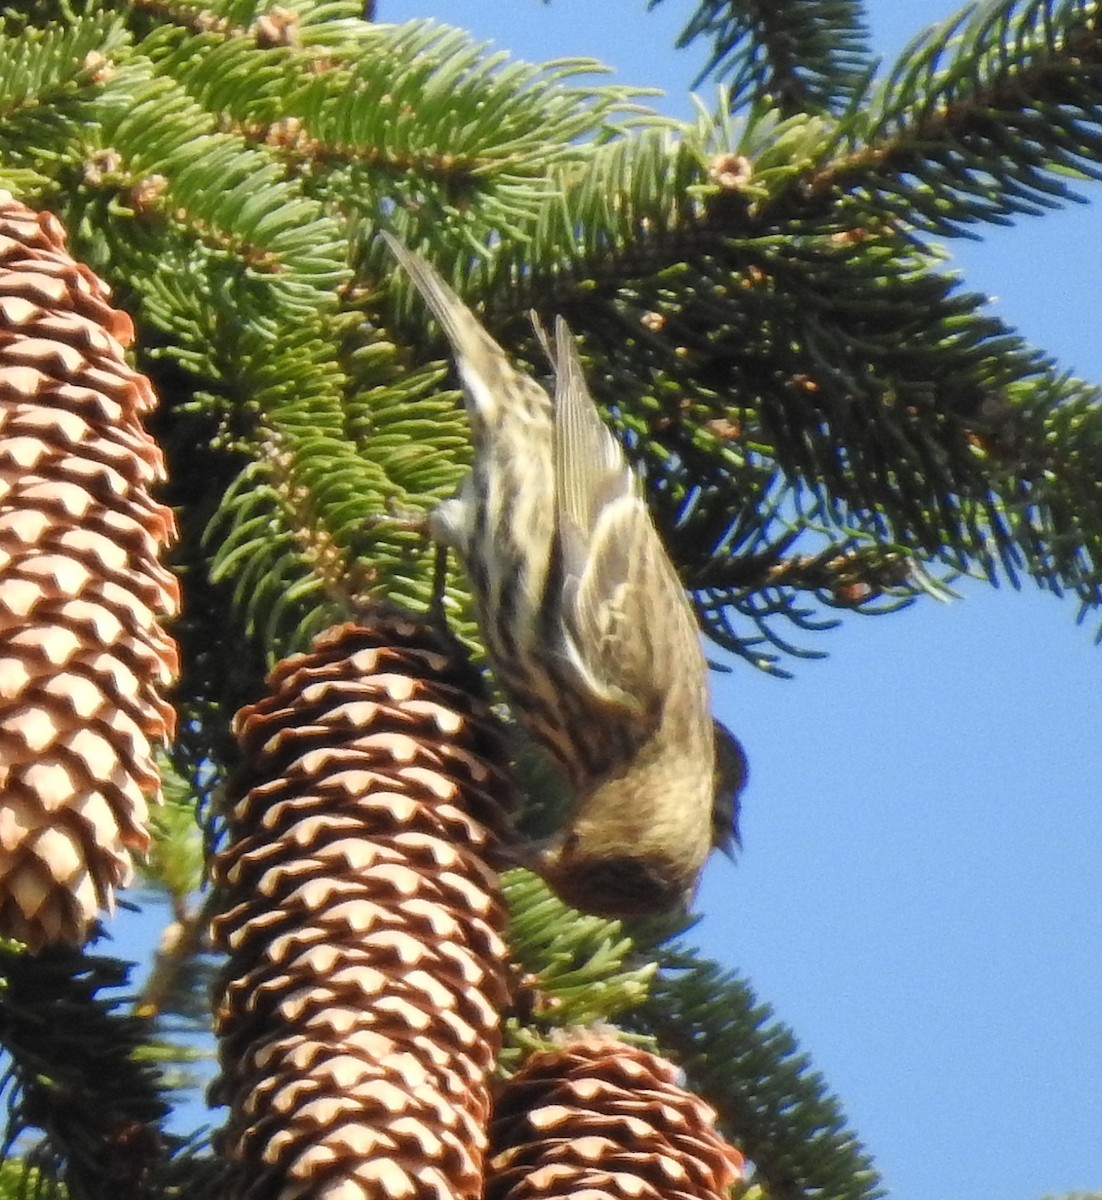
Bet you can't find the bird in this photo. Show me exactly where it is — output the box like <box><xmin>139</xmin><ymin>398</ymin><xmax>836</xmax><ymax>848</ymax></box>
<box><xmin>382</xmin><ymin>234</ymin><xmax>747</xmax><ymax>917</ymax></box>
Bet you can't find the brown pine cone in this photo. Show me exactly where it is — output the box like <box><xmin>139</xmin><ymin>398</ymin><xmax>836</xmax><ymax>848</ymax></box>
<box><xmin>0</xmin><ymin>191</ymin><xmax>179</xmax><ymax>949</ymax></box>
<box><xmin>211</xmin><ymin>611</ymin><xmax>519</xmax><ymax>1200</ymax></box>
<box><xmin>488</xmin><ymin>1031</ymin><xmax>745</xmax><ymax>1200</ymax></box>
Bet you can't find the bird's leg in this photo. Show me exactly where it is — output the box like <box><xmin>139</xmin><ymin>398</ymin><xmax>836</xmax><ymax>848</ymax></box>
<box><xmin>427</xmin><ymin>493</ymin><xmax>470</xmax><ymax>551</ymax></box>
<box><xmin>428</xmin><ymin>539</ymin><xmax>451</xmax><ymax>630</ymax></box>
<box><xmin>358</xmin><ymin>502</ymin><xmax>455</xmax><ymax>632</ymax></box>
<box><xmin>362</xmin><ymin>497</ymin><xmax>431</xmax><ymax>534</ymax></box>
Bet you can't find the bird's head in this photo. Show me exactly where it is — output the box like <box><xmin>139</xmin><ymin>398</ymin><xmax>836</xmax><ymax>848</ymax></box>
<box><xmin>535</xmin><ymin>830</ymin><xmax>700</xmax><ymax>918</ymax></box>
<box><xmin>526</xmin><ymin>752</ymin><xmax>716</xmax><ymax>918</ymax></box>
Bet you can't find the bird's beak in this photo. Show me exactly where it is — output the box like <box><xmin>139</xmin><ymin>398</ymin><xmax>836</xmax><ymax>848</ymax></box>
<box><xmin>491</xmin><ymin>833</ymin><xmax>558</xmax><ymax>875</ymax></box>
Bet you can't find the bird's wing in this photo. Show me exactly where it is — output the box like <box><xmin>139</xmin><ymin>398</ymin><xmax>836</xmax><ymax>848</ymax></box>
<box><xmin>381</xmin><ymin>233</ymin><xmax>515</xmax><ymax>424</ymax></box>
<box><xmin>552</xmin><ymin>317</ymin><xmax>674</xmax><ymax>720</ymax></box>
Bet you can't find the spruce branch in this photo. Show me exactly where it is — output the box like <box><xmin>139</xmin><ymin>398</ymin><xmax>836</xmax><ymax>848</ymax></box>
<box><xmin>647</xmin><ymin>0</ymin><xmax>875</xmax><ymax>117</ymax></box>
<box><xmin>502</xmin><ymin>869</ymin><xmax>657</xmax><ymax>1031</ymax></box>
<box><xmin>624</xmin><ymin>944</ymin><xmax>885</xmax><ymax>1200</ymax></box>
<box><xmin>0</xmin><ymin>941</ymin><xmax>174</xmax><ymax>1200</ymax></box>
<box><xmin>805</xmin><ymin>0</ymin><xmax>1102</xmax><ymax>236</ymax></box>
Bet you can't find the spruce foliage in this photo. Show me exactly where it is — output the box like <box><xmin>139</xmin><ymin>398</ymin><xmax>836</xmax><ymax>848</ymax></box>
<box><xmin>0</xmin><ymin>0</ymin><xmax>1098</xmax><ymax>1196</ymax></box>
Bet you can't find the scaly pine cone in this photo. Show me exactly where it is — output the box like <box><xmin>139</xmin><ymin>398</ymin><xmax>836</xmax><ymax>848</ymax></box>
<box><xmin>211</xmin><ymin>612</ymin><xmax>518</xmax><ymax>1200</ymax></box>
<box><xmin>487</xmin><ymin>1032</ymin><xmax>745</xmax><ymax>1200</ymax></box>
<box><xmin>0</xmin><ymin>191</ymin><xmax>179</xmax><ymax>949</ymax></box>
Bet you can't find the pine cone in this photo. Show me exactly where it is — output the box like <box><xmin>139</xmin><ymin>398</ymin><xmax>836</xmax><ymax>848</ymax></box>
<box><xmin>0</xmin><ymin>191</ymin><xmax>179</xmax><ymax>949</ymax></box>
<box><xmin>487</xmin><ymin>1032</ymin><xmax>744</xmax><ymax>1200</ymax></box>
<box><xmin>211</xmin><ymin>612</ymin><xmax>518</xmax><ymax>1200</ymax></box>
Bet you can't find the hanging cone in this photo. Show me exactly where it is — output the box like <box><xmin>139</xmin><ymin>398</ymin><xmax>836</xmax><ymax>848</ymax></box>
<box><xmin>487</xmin><ymin>1031</ymin><xmax>745</xmax><ymax>1200</ymax></box>
<box><xmin>0</xmin><ymin>190</ymin><xmax>179</xmax><ymax>949</ymax></box>
<box><xmin>211</xmin><ymin>611</ymin><xmax>519</xmax><ymax>1200</ymax></box>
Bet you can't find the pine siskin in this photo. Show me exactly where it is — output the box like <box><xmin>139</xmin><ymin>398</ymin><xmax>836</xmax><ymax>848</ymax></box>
<box><xmin>383</xmin><ymin>235</ymin><xmax>747</xmax><ymax>917</ymax></box>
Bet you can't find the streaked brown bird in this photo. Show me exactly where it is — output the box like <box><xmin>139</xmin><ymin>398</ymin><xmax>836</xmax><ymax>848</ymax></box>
<box><xmin>383</xmin><ymin>235</ymin><xmax>747</xmax><ymax>917</ymax></box>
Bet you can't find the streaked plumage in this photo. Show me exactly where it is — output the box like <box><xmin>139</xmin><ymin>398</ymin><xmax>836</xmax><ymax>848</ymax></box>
<box><xmin>383</xmin><ymin>235</ymin><xmax>747</xmax><ymax>917</ymax></box>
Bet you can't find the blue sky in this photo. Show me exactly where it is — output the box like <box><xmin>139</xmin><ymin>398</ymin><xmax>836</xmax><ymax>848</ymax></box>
<box><xmin>372</xmin><ymin>3</ymin><xmax>1102</xmax><ymax>1199</ymax></box>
